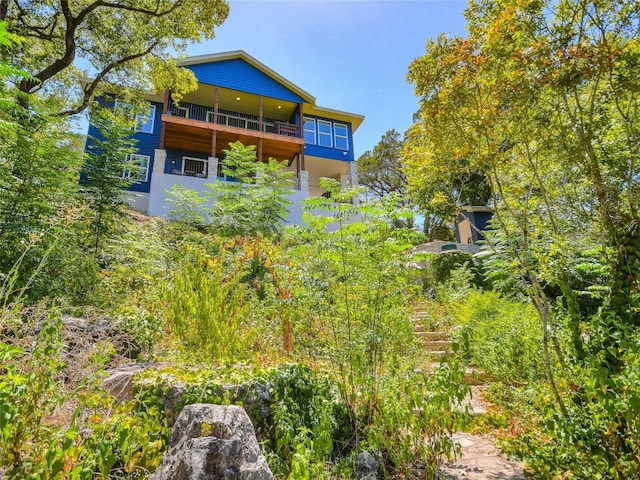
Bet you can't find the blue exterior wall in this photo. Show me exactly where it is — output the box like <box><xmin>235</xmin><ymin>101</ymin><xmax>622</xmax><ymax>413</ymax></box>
<box><xmin>455</xmin><ymin>210</ymin><xmax>493</xmax><ymax>244</ymax></box>
<box><xmin>165</xmin><ymin>148</ymin><xmax>209</xmax><ymax>175</ymax></box>
<box><xmin>187</xmin><ymin>59</ymin><xmax>306</xmax><ymax>104</ymax></box>
<box><xmin>84</xmin><ymin>98</ymin><xmax>163</xmax><ymax>193</ymax></box>
<box><xmin>302</xmin><ymin>114</ymin><xmax>355</xmax><ymax>162</ymax></box>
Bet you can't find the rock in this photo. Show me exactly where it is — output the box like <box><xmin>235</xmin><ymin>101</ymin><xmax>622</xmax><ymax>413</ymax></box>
<box><xmin>102</xmin><ymin>371</ymin><xmax>136</xmax><ymax>402</ymax></box>
<box><xmin>356</xmin><ymin>451</ymin><xmax>379</xmax><ymax>480</ymax></box>
<box><xmin>151</xmin><ymin>403</ymin><xmax>274</xmax><ymax>480</ymax></box>
<box><xmin>162</xmin><ymin>382</ymin><xmax>186</xmax><ymax>426</ymax></box>
<box><xmin>102</xmin><ymin>364</ymin><xmax>150</xmax><ymax>402</ymax></box>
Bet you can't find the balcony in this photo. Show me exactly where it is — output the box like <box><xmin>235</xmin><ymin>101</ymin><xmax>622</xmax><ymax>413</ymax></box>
<box><xmin>166</xmin><ymin>99</ymin><xmax>300</xmax><ymax>137</ymax></box>
<box><xmin>162</xmin><ymin>99</ymin><xmax>305</xmax><ymax>161</ymax></box>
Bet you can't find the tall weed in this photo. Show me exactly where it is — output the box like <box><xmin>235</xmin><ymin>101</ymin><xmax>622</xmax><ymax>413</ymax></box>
<box><xmin>162</xmin><ymin>245</ymin><xmax>256</xmax><ymax>362</ymax></box>
<box><xmin>452</xmin><ymin>289</ymin><xmax>545</xmax><ymax>385</ymax></box>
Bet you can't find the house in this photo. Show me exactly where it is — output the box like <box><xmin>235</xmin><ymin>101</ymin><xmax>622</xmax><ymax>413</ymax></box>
<box><xmin>84</xmin><ymin>50</ymin><xmax>364</xmax><ymax>225</ymax></box>
<box><xmin>455</xmin><ymin>205</ymin><xmax>493</xmax><ymax>245</ymax></box>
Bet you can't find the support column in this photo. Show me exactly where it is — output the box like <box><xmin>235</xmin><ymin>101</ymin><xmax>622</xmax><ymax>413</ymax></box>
<box><xmin>208</xmin><ymin>157</ymin><xmax>219</xmax><ymax>179</ymax></box>
<box><xmin>348</xmin><ymin>161</ymin><xmax>359</xmax><ymax>187</ymax></box>
<box><xmin>258</xmin><ymin>138</ymin><xmax>263</xmax><ymax>163</ymax></box>
<box><xmin>349</xmin><ymin>162</ymin><xmax>359</xmax><ymax>205</ymax></box>
<box><xmin>299</xmin><ymin>170</ymin><xmax>309</xmax><ymax>193</ymax></box>
<box><xmin>211</xmin><ymin>130</ymin><xmax>217</xmax><ymax>159</ymax></box>
<box><xmin>153</xmin><ymin>149</ymin><xmax>167</xmax><ymax>174</ymax></box>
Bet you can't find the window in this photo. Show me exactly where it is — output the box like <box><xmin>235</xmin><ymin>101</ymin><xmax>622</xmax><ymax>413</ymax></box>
<box><xmin>182</xmin><ymin>156</ymin><xmax>208</xmax><ymax>177</ymax></box>
<box><xmin>123</xmin><ymin>154</ymin><xmax>149</xmax><ymax>182</ymax></box>
<box><xmin>303</xmin><ymin>117</ymin><xmax>351</xmax><ymax>152</ymax></box>
<box><xmin>303</xmin><ymin>117</ymin><xmax>316</xmax><ymax>144</ymax></box>
<box><xmin>334</xmin><ymin>123</ymin><xmax>348</xmax><ymax>150</ymax></box>
<box><xmin>114</xmin><ymin>101</ymin><xmax>155</xmax><ymax>134</ymax></box>
<box><xmin>136</xmin><ymin>105</ymin><xmax>155</xmax><ymax>133</ymax></box>
<box><xmin>318</xmin><ymin>120</ymin><xmax>332</xmax><ymax>147</ymax></box>
<box><xmin>174</xmin><ymin>106</ymin><xmax>189</xmax><ymax>119</ymax></box>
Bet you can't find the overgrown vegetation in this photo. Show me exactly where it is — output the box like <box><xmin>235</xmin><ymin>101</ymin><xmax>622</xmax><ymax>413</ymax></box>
<box><xmin>1</xmin><ymin>0</ymin><xmax>639</xmax><ymax>477</ymax></box>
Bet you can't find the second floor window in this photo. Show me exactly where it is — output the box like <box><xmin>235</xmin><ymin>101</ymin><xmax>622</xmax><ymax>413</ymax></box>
<box><xmin>334</xmin><ymin>123</ymin><xmax>348</xmax><ymax>150</ymax></box>
<box><xmin>318</xmin><ymin>120</ymin><xmax>332</xmax><ymax>147</ymax></box>
<box><xmin>115</xmin><ymin>101</ymin><xmax>156</xmax><ymax>134</ymax></box>
<box><xmin>304</xmin><ymin>117</ymin><xmax>316</xmax><ymax>144</ymax></box>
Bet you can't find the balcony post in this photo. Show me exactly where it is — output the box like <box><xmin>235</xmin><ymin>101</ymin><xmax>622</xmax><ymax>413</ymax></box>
<box><xmin>298</xmin><ymin>103</ymin><xmax>304</xmax><ymax>138</ymax></box>
<box><xmin>159</xmin><ymin>90</ymin><xmax>169</xmax><ymax>149</ymax></box>
<box><xmin>259</xmin><ymin>95</ymin><xmax>263</xmax><ymax>132</ymax></box>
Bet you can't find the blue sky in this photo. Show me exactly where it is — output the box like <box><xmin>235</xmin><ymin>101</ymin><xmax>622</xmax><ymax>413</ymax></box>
<box><xmin>188</xmin><ymin>0</ymin><xmax>469</xmax><ymax>158</ymax></box>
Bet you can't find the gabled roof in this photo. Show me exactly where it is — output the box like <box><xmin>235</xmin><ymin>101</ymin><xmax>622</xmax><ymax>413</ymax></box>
<box><xmin>179</xmin><ymin>50</ymin><xmax>364</xmax><ymax>131</ymax></box>
<box><xmin>179</xmin><ymin>50</ymin><xmax>315</xmax><ymax>104</ymax></box>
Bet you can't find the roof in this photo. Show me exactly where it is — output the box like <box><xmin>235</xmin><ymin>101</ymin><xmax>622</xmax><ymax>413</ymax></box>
<box><xmin>179</xmin><ymin>50</ymin><xmax>364</xmax><ymax>131</ymax></box>
<box><xmin>179</xmin><ymin>50</ymin><xmax>316</xmax><ymax>104</ymax></box>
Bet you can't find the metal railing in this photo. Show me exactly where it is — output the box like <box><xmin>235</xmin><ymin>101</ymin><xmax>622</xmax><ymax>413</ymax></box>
<box><xmin>166</xmin><ymin>99</ymin><xmax>300</xmax><ymax>137</ymax></box>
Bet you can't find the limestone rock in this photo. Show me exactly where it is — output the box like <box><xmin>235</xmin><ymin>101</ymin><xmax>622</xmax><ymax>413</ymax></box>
<box><xmin>151</xmin><ymin>403</ymin><xmax>274</xmax><ymax>480</ymax></box>
<box><xmin>356</xmin><ymin>451</ymin><xmax>379</xmax><ymax>480</ymax></box>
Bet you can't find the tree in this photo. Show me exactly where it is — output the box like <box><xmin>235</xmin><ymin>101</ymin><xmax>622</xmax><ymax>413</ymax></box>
<box><xmin>406</xmin><ymin>0</ymin><xmax>640</xmax><ymax>475</ymax></box>
<box><xmin>167</xmin><ymin>141</ymin><xmax>294</xmax><ymax>238</ymax></box>
<box><xmin>81</xmin><ymin>105</ymin><xmax>138</xmax><ymax>258</ymax></box>
<box><xmin>357</xmin><ymin>129</ymin><xmax>407</xmax><ymax>199</ymax></box>
<box><xmin>0</xmin><ymin>0</ymin><xmax>229</xmax><ymax>115</ymax></box>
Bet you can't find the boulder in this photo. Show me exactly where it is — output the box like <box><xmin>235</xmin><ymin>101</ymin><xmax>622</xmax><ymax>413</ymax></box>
<box><xmin>151</xmin><ymin>404</ymin><xmax>274</xmax><ymax>480</ymax></box>
<box><xmin>356</xmin><ymin>451</ymin><xmax>379</xmax><ymax>480</ymax></box>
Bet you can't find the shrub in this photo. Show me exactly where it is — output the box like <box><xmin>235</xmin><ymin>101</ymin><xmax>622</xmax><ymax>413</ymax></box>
<box><xmin>452</xmin><ymin>289</ymin><xmax>545</xmax><ymax>385</ymax></box>
<box><xmin>162</xmin><ymin>245</ymin><xmax>257</xmax><ymax>362</ymax></box>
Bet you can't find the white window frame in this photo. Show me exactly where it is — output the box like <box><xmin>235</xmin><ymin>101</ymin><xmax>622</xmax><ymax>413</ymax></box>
<box><xmin>334</xmin><ymin>123</ymin><xmax>349</xmax><ymax>150</ymax></box>
<box><xmin>174</xmin><ymin>106</ymin><xmax>189</xmax><ymax>119</ymax></box>
<box><xmin>136</xmin><ymin>105</ymin><xmax>155</xmax><ymax>134</ymax></box>
<box><xmin>303</xmin><ymin>117</ymin><xmax>316</xmax><ymax>145</ymax></box>
<box><xmin>317</xmin><ymin>120</ymin><xmax>333</xmax><ymax>147</ymax></box>
<box><xmin>114</xmin><ymin>101</ymin><xmax>155</xmax><ymax>134</ymax></box>
<box><xmin>182</xmin><ymin>156</ymin><xmax>208</xmax><ymax>177</ymax></box>
<box><xmin>123</xmin><ymin>153</ymin><xmax>150</xmax><ymax>182</ymax></box>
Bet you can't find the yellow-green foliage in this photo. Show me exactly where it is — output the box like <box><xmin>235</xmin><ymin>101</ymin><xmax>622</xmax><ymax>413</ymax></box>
<box><xmin>162</xmin><ymin>246</ymin><xmax>256</xmax><ymax>362</ymax></box>
<box><xmin>452</xmin><ymin>290</ymin><xmax>545</xmax><ymax>385</ymax></box>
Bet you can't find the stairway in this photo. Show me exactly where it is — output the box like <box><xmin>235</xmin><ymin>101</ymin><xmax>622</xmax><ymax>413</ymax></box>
<box><xmin>411</xmin><ymin>306</ymin><xmax>488</xmax><ymax>386</ymax></box>
<box><xmin>411</xmin><ymin>307</ymin><xmax>452</xmax><ymax>362</ymax></box>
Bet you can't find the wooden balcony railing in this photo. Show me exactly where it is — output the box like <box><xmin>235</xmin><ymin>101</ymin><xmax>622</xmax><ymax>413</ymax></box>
<box><xmin>166</xmin><ymin>99</ymin><xmax>300</xmax><ymax>137</ymax></box>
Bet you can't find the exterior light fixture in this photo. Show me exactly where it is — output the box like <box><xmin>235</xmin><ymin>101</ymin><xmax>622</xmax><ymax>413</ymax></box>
<box><xmin>236</xmin><ymin>96</ymin><xmax>240</xmax><ymax>101</ymax></box>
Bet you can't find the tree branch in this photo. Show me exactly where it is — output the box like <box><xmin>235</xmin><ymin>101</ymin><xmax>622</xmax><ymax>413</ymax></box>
<box><xmin>57</xmin><ymin>41</ymin><xmax>159</xmax><ymax>117</ymax></box>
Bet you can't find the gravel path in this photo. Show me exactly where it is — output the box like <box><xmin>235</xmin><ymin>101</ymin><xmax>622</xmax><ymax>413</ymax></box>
<box><xmin>438</xmin><ymin>432</ymin><xmax>527</xmax><ymax>480</ymax></box>
<box><xmin>438</xmin><ymin>386</ymin><xmax>527</xmax><ymax>479</ymax></box>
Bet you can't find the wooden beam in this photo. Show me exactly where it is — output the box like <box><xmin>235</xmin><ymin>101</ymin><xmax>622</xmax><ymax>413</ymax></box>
<box><xmin>258</xmin><ymin>137</ymin><xmax>263</xmax><ymax>163</ymax></box>
<box><xmin>211</xmin><ymin>130</ymin><xmax>217</xmax><ymax>159</ymax></box>
<box><xmin>259</xmin><ymin>95</ymin><xmax>263</xmax><ymax>133</ymax></box>
<box><xmin>159</xmin><ymin>90</ymin><xmax>169</xmax><ymax>149</ymax></box>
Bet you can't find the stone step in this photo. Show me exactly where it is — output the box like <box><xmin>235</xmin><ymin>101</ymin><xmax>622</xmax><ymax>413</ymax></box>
<box><xmin>423</xmin><ymin>340</ymin><xmax>452</xmax><ymax>352</ymax></box>
<box><xmin>416</xmin><ymin>331</ymin><xmax>450</xmax><ymax>342</ymax></box>
<box><xmin>423</xmin><ymin>363</ymin><xmax>491</xmax><ymax>386</ymax></box>
<box><xmin>428</xmin><ymin>350</ymin><xmax>451</xmax><ymax>361</ymax></box>
<box><xmin>464</xmin><ymin>368</ymin><xmax>492</xmax><ymax>386</ymax></box>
